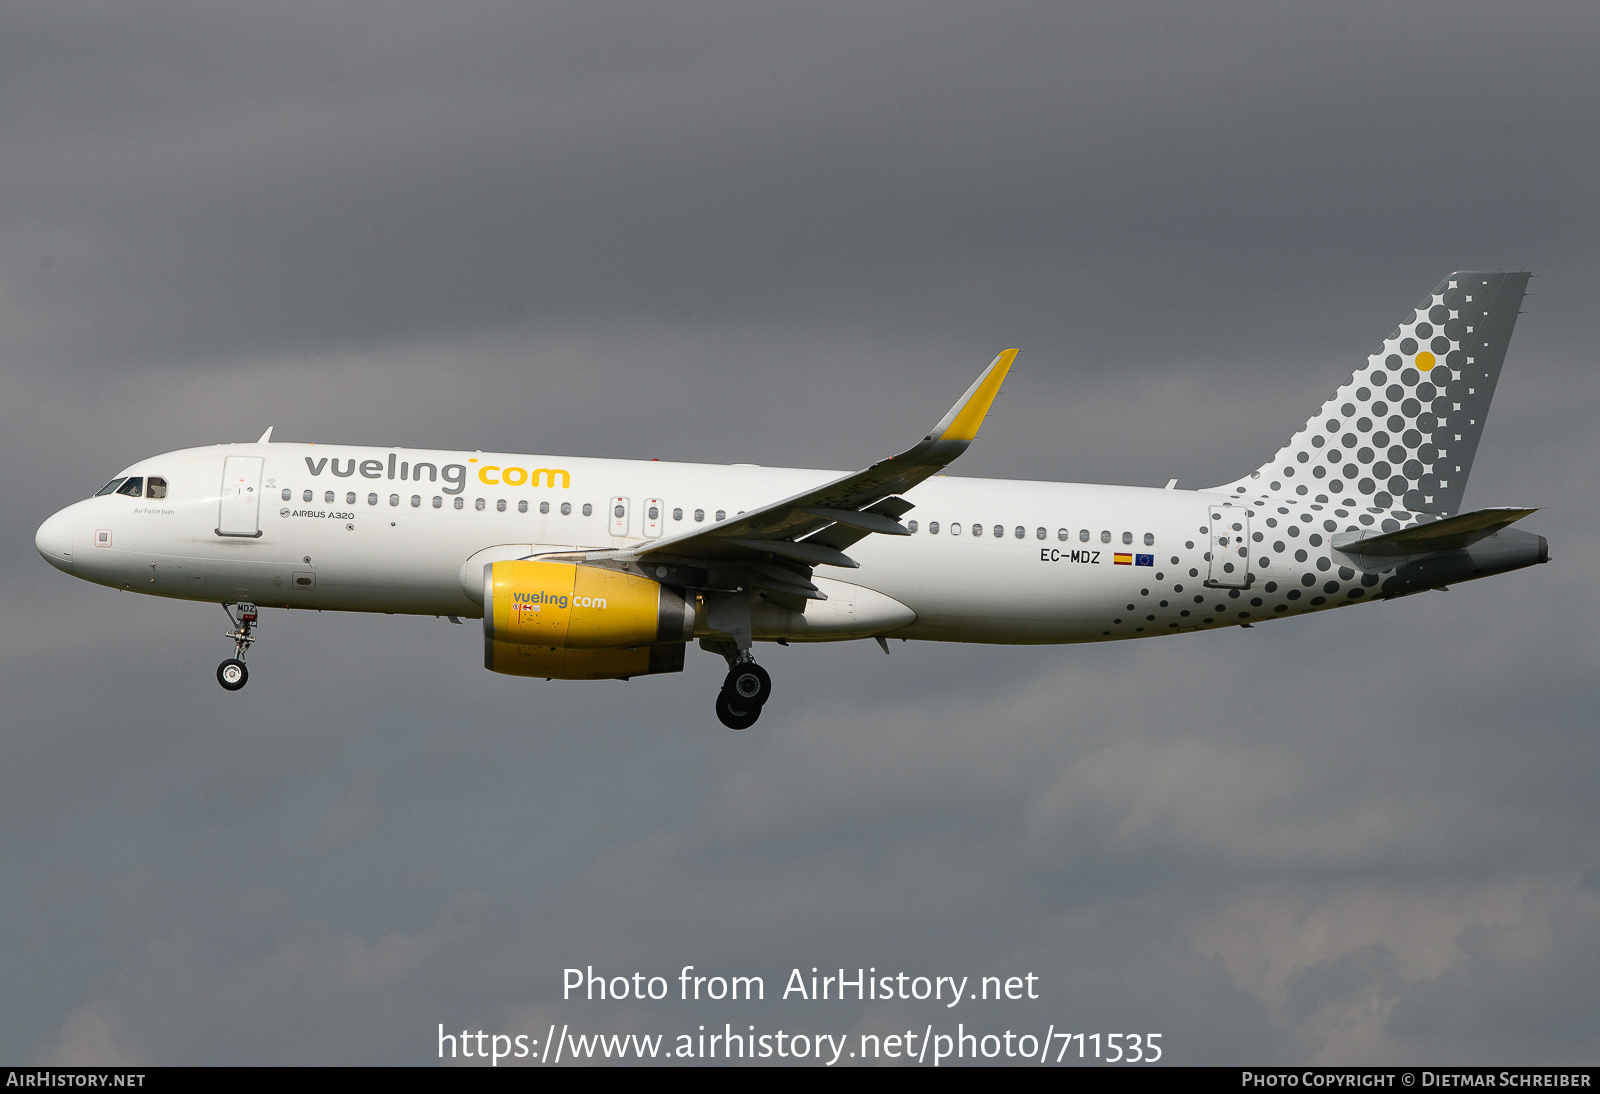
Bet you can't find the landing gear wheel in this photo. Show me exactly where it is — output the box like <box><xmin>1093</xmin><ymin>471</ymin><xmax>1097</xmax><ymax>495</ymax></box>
<box><xmin>217</xmin><ymin>658</ymin><xmax>249</xmax><ymax>691</ymax></box>
<box><xmin>716</xmin><ymin>692</ymin><xmax>761</xmax><ymax>730</ymax></box>
<box><xmin>722</xmin><ymin>662</ymin><xmax>772</xmax><ymax>708</ymax></box>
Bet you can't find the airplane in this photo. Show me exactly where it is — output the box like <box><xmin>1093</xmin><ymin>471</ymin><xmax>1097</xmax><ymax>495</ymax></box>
<box><xmin>35</xmin><ymin>271</ymin><xmax>1547</xmax><ymax>729</ymax></box>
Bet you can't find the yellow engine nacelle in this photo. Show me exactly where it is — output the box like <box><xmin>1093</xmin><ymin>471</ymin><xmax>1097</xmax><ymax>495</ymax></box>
<box><xmin>483</xmin><ymin>560</ymin><xmax>694</xmax><ymax>679</ymax></box>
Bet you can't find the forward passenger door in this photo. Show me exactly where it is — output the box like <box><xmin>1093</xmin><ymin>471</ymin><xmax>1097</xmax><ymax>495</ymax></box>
<box><xmin>217</xmin><ymin>456</ymin><xmax>264</xmax><ymax>537</ymax></box>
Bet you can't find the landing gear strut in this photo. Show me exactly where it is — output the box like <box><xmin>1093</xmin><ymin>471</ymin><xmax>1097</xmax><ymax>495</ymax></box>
<box><xmin>218</xmin><ymin>602</ymin><xmax>257</xmax><ymax>691</ymax></box>
<box><xmin>713</xmin><ymin>651</ymin><xmax>772</xmax><ymax>730</ymax></box>
<box><xmin>700</xmin><ymin>599</ymin><xmax>772</xmax><ymax>729</ymax></box>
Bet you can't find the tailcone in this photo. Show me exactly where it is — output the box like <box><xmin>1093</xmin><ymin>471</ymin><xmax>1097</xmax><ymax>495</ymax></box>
<box><xmin>1379</xmin><ymin>528</ymin><xmax>1547</xmax><ymax>597</ymax></box>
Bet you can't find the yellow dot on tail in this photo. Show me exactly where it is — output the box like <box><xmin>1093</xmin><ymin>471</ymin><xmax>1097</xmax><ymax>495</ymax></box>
<box><xmin>1416</xmin><ymin>351</ymin><xmax>1436</xmax><ymax>371</ymax></box>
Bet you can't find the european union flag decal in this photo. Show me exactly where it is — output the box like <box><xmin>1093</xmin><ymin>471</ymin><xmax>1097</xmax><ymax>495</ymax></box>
<box><xmin>1135</xmin><ymin>554</ymin><xmax>1154</xmax><ymax>566</ymax></box>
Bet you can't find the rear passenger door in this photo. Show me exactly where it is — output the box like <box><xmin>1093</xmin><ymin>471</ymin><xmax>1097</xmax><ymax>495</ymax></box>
<box><xmin>1204</xmin><ymin>503</ymin><xmax>1251</xmax><ymax>588</ymax></box>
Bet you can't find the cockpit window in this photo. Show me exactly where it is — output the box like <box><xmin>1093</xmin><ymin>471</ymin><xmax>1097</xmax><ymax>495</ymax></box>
<box><xmin>95</xmin><ymin>478</ymin><xmax>128</xmax><ymax>496</ymax></box>
<box><xmin>115</xmin><ymin>477</ymin><xmax>145</xmax><ymax>497</ymax></box>
<box><xmin>146</xmin><ymin>477</ymin><xmax>167</xmax><ymax>499</ymax></box>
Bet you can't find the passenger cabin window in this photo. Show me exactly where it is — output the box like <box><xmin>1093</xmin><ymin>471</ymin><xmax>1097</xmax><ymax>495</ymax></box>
<box><xmin>560</xmin><ymin>502</ymin><xmax>571</xmax><ymax>516</ymax></box>
<box><xmin>951</xmin><ymin>522</ymin><xmax>962</xmax><ymax>535</ymax></box>
<box><xmin>454</xmin><ymin>497</ymin><xmax>464</xmax><ymax>510</ymax></box>
<box><xmin>324</xmin><ymin>490</ymin><xmax>334</xmax><ymax>504</ymax></box>
<box><xmin>715</xmin><ymin>510</ymin><xmax>725</xmax><ymax>521</ymax></box>
<box><xmin>1122</xmin><ymin>531</ymin><xmax>1133</xmax><ymax>545</ymax></box>
<box><xmin>907</xmin><ymin>520</ymin><xmax>918</xmax><ymax>533</ymax></box>
<box><xmin>346</xmin><ymin>492</ymin><xmax>356</xmax><ymax>505</ymax></box>
<box><xmin>1100</xmin><ymin>530</ymin><xmax>1111</xmax><ymax>543</ymax></box>
<box><xmin>116</xmin><ymin>477</ymin><xmax>144</xmax><ymax>497</ymax></box>
<box><xmin>518</xmin><ymin>500</ymin><xmax>527</xmax><ymax>513</ymax></box>
<box><xmin>282</xmin><ymin>488</ymin><xmax>292</xmax><ymax>501</ymax></box>
<box><xmin>389</xmin><ymin>494</ymin><xmax>399</xmax><ymax>506</ymax></box>
<box><xmin>147</xmin><ymin>477</ymin><xmax>168</xmax><ymax>499</ymax></box>
<box><xmin>368</xmin><ymin>493</ymin><xmax>378</xmax><ymax>505</ymax></box>
<box><xmin>476</xmin><ymin>498</ymin><xmax>486</xmax><ymax>511</ymax></box>
<box><xmin>496</xmin><ymin>499</ymin><xmax>506</xmax><ymax>512</ymax></box>
<box><xmin>673</xmin><ymin>508</ymin><xmax>683</xmax><ymax>521</ymax></box>
<box><xmin>1035</xmin><ymin>527</ymin><xmax>1045</xmax><ymax>540</ymax></box>
<box><xmin>929</xmin><ymin>521</ymin><xmax>940</xmax><ymax>534</ymax></box>
<box><xmin>694</xmin><ymin>509</ymin><xmax>705</xmax><ymax>522</ymax></box>
<box><xmin>1079</xmin><ymin>529</ymin><xmax>1090</xmax><ymax>542</ymax></box>
<box><xmin>432</xmin><ymin>496</ymin><xmax>442</xmax><ymax>508</ymax></box>
<box><xmin>538</xmin><ymin>501</ymin><xmax>548</xmax><ymax>514</ymax></box>
<box><xmin>411</xmin><ymin>495</ymin><xmax>421</xmax><ymax>507</ymax></box>
<box><xmin>1057</xmin><ymin>528</ymin><xmax>1068</xmax><ymax>541</ymax></box>
<box><xmin>1144</xmin><ymin>533</ymin><xmax>1155</xmax><ymax>546</ymax></box>
<box><xmin>95</xmin><ymin>478</ymin><xmax>127</xmax><ymax>497</ymax></box>
<box><xmin>973</xmin><ymin>524</ymin><xmax>983</xmax><ymax>537</ymax></box>
<box><xmin>582</xmin><ymin>503</ymin><xmax>592</xmax><ymax>516</ymax></box>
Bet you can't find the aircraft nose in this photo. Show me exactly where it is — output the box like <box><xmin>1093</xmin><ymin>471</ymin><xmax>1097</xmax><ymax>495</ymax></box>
<box><xmin>35</xmin><ymin>508</ymin><xmax>74</xmax><ymax>573</ymax></box>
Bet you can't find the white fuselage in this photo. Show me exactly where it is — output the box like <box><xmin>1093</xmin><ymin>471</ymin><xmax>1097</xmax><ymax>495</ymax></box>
<box><xmin>37</xmin><ymin>441</ymin><xmax>1365</xmax><ymax>644</ymax></box>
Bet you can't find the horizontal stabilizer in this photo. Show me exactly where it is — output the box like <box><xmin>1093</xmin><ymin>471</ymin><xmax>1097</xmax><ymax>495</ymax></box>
<box><xmin>1333</xmin><ymin>507</ymin><xmax>1538</xmax><ymax>557</ymax></box>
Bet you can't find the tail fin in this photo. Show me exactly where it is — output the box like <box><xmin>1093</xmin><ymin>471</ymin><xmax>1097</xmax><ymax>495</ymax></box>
<box><xmin>1216</xmin><ymin>271</ymin><xmax>1529</xmax><ymax>517</ymax></box>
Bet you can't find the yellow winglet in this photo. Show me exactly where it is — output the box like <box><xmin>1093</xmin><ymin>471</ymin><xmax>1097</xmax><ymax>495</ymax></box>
<box><xmin>937</xmin><ymin>349</ymin><xmax>1018</xmax><ymax>443</ymax></box>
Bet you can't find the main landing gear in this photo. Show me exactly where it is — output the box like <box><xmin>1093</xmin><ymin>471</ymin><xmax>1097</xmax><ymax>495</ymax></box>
<box><xmin>714</xmin><ymin>656</ymin><xmax>773</xmax><ymax>731</ymax></box>
<box><xmin>218</xmin><ymin>602</ymin><xmax>258</xmax><ymax>691</ymax></box>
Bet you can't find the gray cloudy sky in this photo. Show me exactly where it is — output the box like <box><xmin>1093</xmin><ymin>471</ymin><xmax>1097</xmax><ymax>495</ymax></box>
<box><xmin>3</xmin><ymin>1</ymin><xmax>1598</xmax><ymax>1065</ymax></box>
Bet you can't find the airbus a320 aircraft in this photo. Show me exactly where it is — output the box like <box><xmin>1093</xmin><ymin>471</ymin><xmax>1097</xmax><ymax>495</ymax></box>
<box><xmin>36</xmin><ymin>271</ymin><xmax>1546</xmax><ymax>728</ymax></box>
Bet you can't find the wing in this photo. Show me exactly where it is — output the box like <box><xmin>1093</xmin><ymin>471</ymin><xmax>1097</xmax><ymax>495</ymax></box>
<box><xmin>581</xmin><ymin>350</ymin><xmax>1017</xmax><ymax>594</ymax></box>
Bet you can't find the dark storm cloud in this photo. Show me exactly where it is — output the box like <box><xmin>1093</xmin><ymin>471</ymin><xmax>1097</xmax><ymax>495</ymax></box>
<box><xmin>3</xmin><ymin>3</ymin><xmax>1596</xmax><ymax>370</ymax></box>
<box><xmin>3</xmin><ymin>1</ymin><xmax>1600</xmax><ymax>1066</ymax></box>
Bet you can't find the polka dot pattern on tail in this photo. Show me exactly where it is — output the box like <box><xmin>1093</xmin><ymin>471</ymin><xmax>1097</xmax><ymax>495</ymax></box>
<box><xmin>1218</xmin><ymin>272</ymin><xmax>1531</xmax><ymax>524</ymax></box>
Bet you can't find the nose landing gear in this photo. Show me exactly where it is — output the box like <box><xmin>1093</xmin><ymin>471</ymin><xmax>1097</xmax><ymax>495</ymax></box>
<box><xmin>218</xmin><ymin>603</ymin><xmax>258</xmax><ymax>691</ymax></box>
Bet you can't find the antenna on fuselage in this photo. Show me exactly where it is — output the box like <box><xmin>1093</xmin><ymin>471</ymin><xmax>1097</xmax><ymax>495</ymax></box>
<box><xmin>257</xmin><ymin>427</ymin><xmax>274</xmax><ymax>443</ymax></box>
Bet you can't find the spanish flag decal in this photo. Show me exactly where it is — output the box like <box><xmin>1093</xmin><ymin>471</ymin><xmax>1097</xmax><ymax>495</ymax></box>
<box><xmin>1114</xmin><ymin>553</ymin><xmax>1133</xmax><ymax>565</ymax></box>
